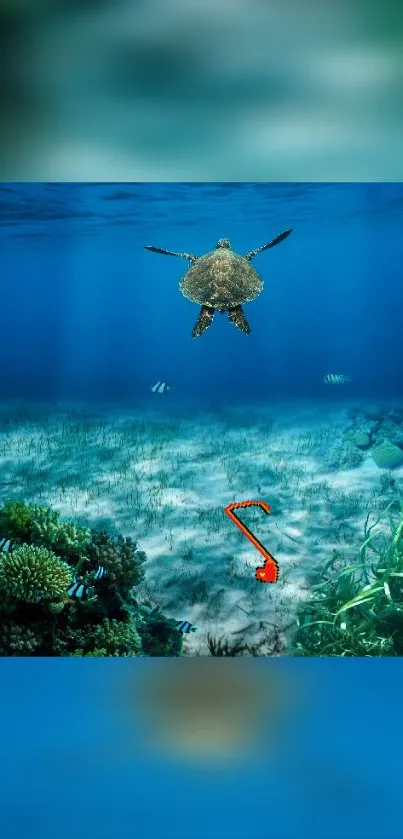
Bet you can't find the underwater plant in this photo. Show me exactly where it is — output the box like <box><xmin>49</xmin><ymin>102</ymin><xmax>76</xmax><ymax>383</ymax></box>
<box><xmin>292</xmin><ymin>500</ymin><xmax>403</xmax><ymax>656</ymax></box>
<box><xmin>206</xmin><ymin>633</ymin><xmax>247</xmax><ymax>656</ymax></box>
<box><xmin>0</xmin><ymin>499</ymin><xmax>182</xmax><ymax>657</ymax></box>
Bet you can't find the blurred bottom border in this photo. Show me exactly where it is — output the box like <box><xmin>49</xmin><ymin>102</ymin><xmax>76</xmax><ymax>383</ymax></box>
<box><xmin>1</xmin><ymin>656</ymin><xmax>402</xmax><ymax>839</ymax></box>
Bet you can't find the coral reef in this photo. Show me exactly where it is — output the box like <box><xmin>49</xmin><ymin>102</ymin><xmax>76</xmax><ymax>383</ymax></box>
<box><xmin>136</xmin><ymin>605</ymin><xmax>183</xmax><ymax>656</ymax></box>
<box><xmin>53</xmin><ymin>616</ymin><xmax>142</xmax><ymax>657</ymax></box>
<box><xmin>375</xmin><ymin>419</ymin><xmax>403</xmax><ymax>449</ymax></box>
<box><xmin>323</xmin><ymin>441</ymin><xmax>364</xmax><ymax>471</ymax></box>
<box><xmin>0</xmin><ymin>621</ymin><xmax>39</xmax><ymax>655</ymax></box>
<box><xmin>352</xmin><ymin>431</ymin><xmax>371</xmax><ymax>449</ymax></box>
<box><xmin>29</xmin><ymin>506</ymin><xmax>91</xmax><ymax>557</ymax></box>
<box><xmin>343</xmin><ymin>428</ymin><xmax>372</xmax><ymax>449</ymax></box>
<box><xmin>342</xmin><ymin>407</ymin><xmax>403</xmax><ymax>468</ymax></box>
<box><xmin>0</xmin><ymin>499</ymin><xmax>181</xmax><ymax>657</ymax></box>
<box><xmin>85</xmin><ymin>530</ymin><xmax>146</xmax><ymax>598</ymax></box>
<box><xmin>371</xmin><ymin>440</ymin><xmax>403</xmax><ymax>470</ymax></box>
<box><xmin>0</xmin><ymin>500</ymin><xmax>91</xmax><ymax>559</ymax></box>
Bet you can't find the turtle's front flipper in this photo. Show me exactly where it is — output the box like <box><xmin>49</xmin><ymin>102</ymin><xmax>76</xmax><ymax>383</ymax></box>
<box><xmin>192</xmin><ymin>306</ymin><xmax>215</xmax><ymax>338</ymax></box>
<box><xmin>244</xmin><ymin>228</ymin><xmax>292</xmax><ymax>261</ymax></box>
<box><xmin>228</xmin><ymin>305</ymin><xmax>251</xmax><ymax>335</ymax></box>
<box><xmin>144</xmin><ymin>245</ymin><xmax>198</xmax><ymax>264</ymax></box>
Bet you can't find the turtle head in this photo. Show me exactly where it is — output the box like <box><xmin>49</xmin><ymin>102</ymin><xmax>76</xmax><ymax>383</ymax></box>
<box><xmin>216</xmin><ymin>238</ymin><xmax>231</xmax><ymax>250</ymax></box>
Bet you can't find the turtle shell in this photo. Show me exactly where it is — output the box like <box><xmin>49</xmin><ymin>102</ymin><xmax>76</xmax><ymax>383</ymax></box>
<box><xmin>179</xmin><ymin>248</ymin><xmax>263</xmax><ymax>310</ymax></box>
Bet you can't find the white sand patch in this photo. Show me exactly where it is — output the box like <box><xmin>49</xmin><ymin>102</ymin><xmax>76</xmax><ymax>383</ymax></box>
<box><xmin>158</xmin><ymin>488</ymin><xmax>201</xmax><ymax>508</ymax></box>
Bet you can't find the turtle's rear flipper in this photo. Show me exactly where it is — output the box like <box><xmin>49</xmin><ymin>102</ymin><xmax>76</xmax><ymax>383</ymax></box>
<box><xmin>192</xmin><ymin>306</ymin><xmax>215</xmax><ymax>338</ymax></box>
<box><xmin>245</xmin><ymin>228</ymin><xmax>292</xmax><ymax>261</ymax></box>
<box><xmin>144</xmin><ymin>245</ymin><xmax>197</xmax><ymax>264</ymax></box>
<box><xmin>228</xmin><ymin>305</ymin><xmax>251</xmax><ymax>335</ymax></box>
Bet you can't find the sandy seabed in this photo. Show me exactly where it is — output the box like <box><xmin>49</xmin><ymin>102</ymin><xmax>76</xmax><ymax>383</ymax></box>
<box><xmin>1</xmin><ymin>396</ymin><xmax>402</xmax><ymax>655</ymax></box>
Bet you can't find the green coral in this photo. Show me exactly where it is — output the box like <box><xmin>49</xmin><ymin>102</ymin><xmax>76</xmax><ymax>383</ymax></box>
<box><xmin>0</xmin><ymin>544</ymin><xmax>73</xmax><ymax>604</ymax></box>
<box><xmin>371</xmin><ymin>440</ymin><xmax>403</xmax><ymax>470</ymax></box>
<box><xmin>375</xmin><ymin>419</ymin><xmax>403</xmax><ymax>449</ymax></box>
<box><xmin>29</xmin><ymin>505</ymin><xmax>91</xmax><ymax>556</ymax></box>
<box><xmin>0</xmin><ymin>500</ymin><xmax>33</xmax><ymax>543</ymax></box>
<box><xmin>91</xmin><ymin>618</ymin><xmax>141</xmax><ymax>656</ymax></box>
<box><xmin>86</xmin><ymin>530</ymin><xmax>146</xmax><ymax>596</ymax></box>
<box><xmin>0</xmin><ymin>500</ymin><xmax>91</xmax><ymax>558</ymax></box>
<box><xmin>136</xmin><ymin>605</ymin><xmax>183</xmax><ymax>656</ymax></box>
<box><xmin>54</xmin><ymin>617</ymin><xmax>141</xmax><ymax>657</ymax></box>
<box><xmin>353</xmin><ymin>431</ymin><xmax>371</xmax><ymax>449</ymax></box>
<box><xmin>0</xmin><ymin>621</ymin><xmax>39</xmax><ymax>655</ymax></box>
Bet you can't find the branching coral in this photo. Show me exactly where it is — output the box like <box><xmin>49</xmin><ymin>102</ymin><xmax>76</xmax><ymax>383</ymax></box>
<box><xmin>29</xmin><ymin>506</ymin><xmax>91</xmax><ymax>557</ymax></box>
<box><xmin>53</xmin><ymin>617</ymin><xmax>141</xmax><ymax>657</ymax></box>
<box><xmin>85</xmin><ymin>530</ymin><xmax>146</xmax><ymax>596</ymax></box>
<box><xmin>0</xmin><ymin>544</ymin><xmax>73</xmax><ymax>604</ymax></box>
<box><xmin>0</xmin><ymin>621</ymin><xmax>39</xmax><ymax>655</ymax></box>
<box><xmin>0</xmin><ymin>500</ymin><xmax>91</xmax><ymax>558</ymax></box>
<box><xmin>91</xmin><ymin>618</ymin><xmax>141</xmax><ymax>656</ymax></box>
<box><xmin>0</xmin><ymin>500</ymin><xmax>33</xmax><ymax>544</ymax></box>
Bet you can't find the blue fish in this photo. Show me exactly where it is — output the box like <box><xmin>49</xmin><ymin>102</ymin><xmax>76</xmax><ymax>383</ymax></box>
<box><xmin>93</xmin><ymin>565</ymin><xmax>106</xmax><ymax>580</ymax></box>
<box><xmin>175</xmin><ymin>620</ymin><xmax>198</xmax><ymax>634</ymax></box>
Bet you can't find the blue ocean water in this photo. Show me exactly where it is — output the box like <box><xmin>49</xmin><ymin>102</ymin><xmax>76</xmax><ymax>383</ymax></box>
<box><xmin>1</xmin><ymin>181</ymin><xmax>403</xmax><ymax>402</ymax></box>
<box><xmin>1</xmin><ymin>657</ymin><xmax>403</xmax><ymax>839</ymax></box>
<box><xmin>1</xmin><ymin>182</ymin><xmax>403</xmax><ymax>837</ymax></box>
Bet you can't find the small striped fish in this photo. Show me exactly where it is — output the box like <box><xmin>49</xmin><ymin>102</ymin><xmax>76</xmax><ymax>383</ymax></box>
<box><xmin>68</xmin><ymin>571</ymin><xmax>104</xmax><ymax>600</ymax></box>
<box><xmin>151</xmin><ymin>380</ymin><xmax>170</xmax><ymax>394</ymax></box>
<box><xmin>175</xmin><ymin>620</ymin><xmax>198</xmax><ymax>634</ymax></box>
<box><xmin>324</xmin><ymin>373</ymin><xmax>351</xmax><ymax>385</ymax></box>
<box><xmin>68</xmin><ymin>580</ymin><xmax>91</xmax><ymax>600</ymax></box>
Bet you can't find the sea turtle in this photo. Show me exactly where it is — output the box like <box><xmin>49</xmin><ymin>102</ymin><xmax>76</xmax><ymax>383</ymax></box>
<box><xmin>144</xmin><ymin>228</ymin><xmax>292</xmax><ymax>338</ymax></box>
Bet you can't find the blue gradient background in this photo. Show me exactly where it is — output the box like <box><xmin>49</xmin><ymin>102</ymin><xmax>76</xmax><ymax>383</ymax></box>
<box><xmin>0</xmin><ymin>658</ymin><xmax>402</xmax><ymax>839</ymax></box>
<box><xmin>1</xmin><ymin>182</ymin><xmax>403</xmax><ymax>403</ymax></box>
